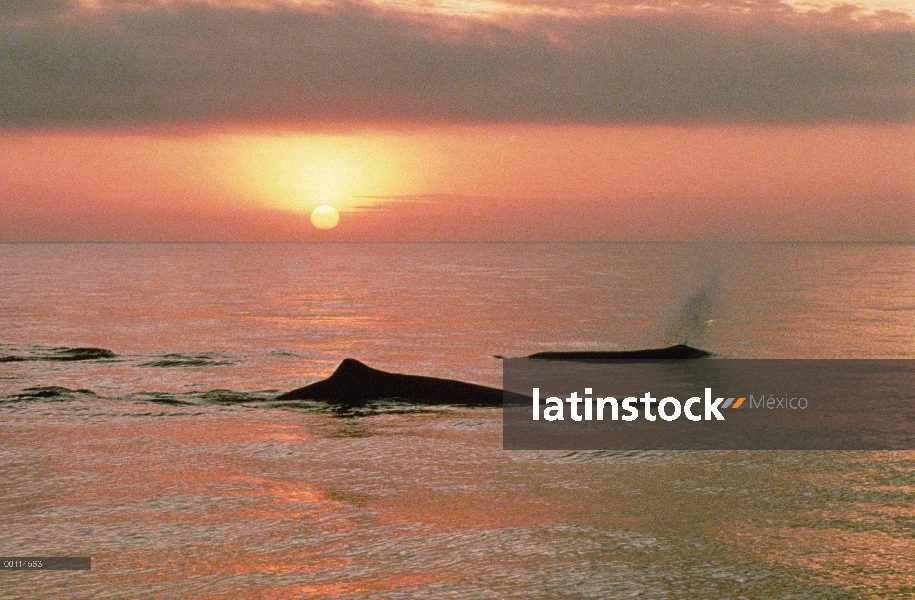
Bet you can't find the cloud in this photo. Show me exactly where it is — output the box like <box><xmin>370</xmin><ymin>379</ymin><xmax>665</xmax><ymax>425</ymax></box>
<box><xmin>0</xmin><ymin>0</ymin><xmax>912</xmax><ymax>126</ymax></box>
<box><xmin>0</xmin><ymin>0</ymin><xmax>72</xmax><ymax>20</ymax></box>
<box><xmin>335</xmin><ymin>193</ymin><xmax>915</xmax><ymax>242</ymax></box>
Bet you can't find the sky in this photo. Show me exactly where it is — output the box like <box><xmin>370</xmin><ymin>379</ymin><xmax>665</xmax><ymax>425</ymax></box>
<box><xmin>0</xmin><ymin>0</ymin><xmax>913</xmax><ymax>241</ymax></box>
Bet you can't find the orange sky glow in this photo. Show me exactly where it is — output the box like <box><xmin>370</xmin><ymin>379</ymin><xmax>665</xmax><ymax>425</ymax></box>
<box><xmin>1</xmin><ymin>123</ymin><xmax>912</xmax><ymax>241</ymax></box>
<box><xmin>0</xmin><ymin>0</ymin><xmax>912</xmax><ymax>241</ymax></box>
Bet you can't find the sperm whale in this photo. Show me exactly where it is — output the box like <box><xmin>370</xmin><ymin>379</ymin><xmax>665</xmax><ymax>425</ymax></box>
<box><xmin>524</xmin><ymin>344</ymin><xmax>713</xmax><ymax>360</ymax></box>
<box><xmin>276</xmin><ymin>358</ymin><xmax>504</xmax><ymax>406</ymax></box>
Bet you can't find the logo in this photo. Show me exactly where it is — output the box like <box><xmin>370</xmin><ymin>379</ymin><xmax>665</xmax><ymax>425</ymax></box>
<box><xmin>530</xmin><ymin>388</ymin><xmax>796</xmax><ymax>422</ymax></box>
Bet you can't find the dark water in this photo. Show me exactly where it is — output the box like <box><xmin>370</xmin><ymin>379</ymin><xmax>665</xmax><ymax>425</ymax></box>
<box><xmin>1</xmin><ymin>243</ymin><xmax>914</xmax><ymax>598</ymax></box>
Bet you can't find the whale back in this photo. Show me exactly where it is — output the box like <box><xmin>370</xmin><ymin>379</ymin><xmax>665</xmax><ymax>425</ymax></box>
<box><xmin>526</xmin><ymin>344</ymin><xmax>713</xmax><ymax>360</ymax></box>
<box><xmin>276</xmin><ymin>358</ymin><xmax>503</xmax><ymax>406</ymax></box>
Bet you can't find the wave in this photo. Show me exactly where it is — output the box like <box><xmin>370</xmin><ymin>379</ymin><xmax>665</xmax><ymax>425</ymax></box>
<box><xmin>0</xmin><ymin>347</ymin><xmax>118</xmax><ymax>362</ymax></box>
<box><xmin>1</xmin><ymin>346</ymin><xmax>241</xmax><ymax>368</ymax></box>
<box><xmin>191</xmin><ymin>389</ymin><xmax>276</xmax><ymax>404</ymax></box>
<box><xmin>138</xmin><ymin>353</ymin><xmax>233</xmax><ymax>368</ymax></box>
<box><xmin>124</xmin><ymin>392</ymin><xmax>200</xmax><ymax>406</ymax></box>
<box><xmin>118</xmin><ymin>389</ymin><xmax>278</xmax><ymax>406</ymax></box>
<box><xmin>2</xmin><ymin>386</ymin><xmax>278</xmax><ymax>406</ymax></box>
<box><xmin>267</xmin><ymin>350</ymin><xmax>301</xmax><ymax>358</ymax></box>
<box><xmin>0</xmin><ymin>386</ymin><xmax>435</xmax><ymax>415</ymax></box>
<box><xmin>2</xmin><ymin>386</ymin><xmax>98</xmax><ymax>403</ymax></box>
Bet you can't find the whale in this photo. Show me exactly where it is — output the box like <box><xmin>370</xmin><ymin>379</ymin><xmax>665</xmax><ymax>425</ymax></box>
<box><xmin>276</xmin><ymin>358</ymin><xmax>504</xmax><ymax>406</ymax></box>
<box><xmin>523</xmin><ymin>344</ymin><xmax>713</xmax><ymax>360</ymax></box>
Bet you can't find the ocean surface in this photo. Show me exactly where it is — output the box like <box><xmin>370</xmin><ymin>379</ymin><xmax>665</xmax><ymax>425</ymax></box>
<box><xmin>1</xmin><ymin>242</ymin><xmax>914</xmax><ymax>598</ymax></box>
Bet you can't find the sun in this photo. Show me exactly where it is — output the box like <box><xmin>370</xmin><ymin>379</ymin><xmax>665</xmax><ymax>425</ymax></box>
<box><xmin>310</xmin><ymin>204</ymin><xmax>340</xmax><ymax>229</ymax></box>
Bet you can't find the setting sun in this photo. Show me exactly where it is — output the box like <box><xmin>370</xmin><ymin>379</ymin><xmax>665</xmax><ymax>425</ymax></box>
<box><xmin>310</xmin><ymin>204</ymin><xmax>340</xmax><ymax>229</ymax></box>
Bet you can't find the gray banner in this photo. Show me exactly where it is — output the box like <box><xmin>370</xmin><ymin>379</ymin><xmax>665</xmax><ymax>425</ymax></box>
<box><xmin>503</xmin><ymin>359</ymin><xmax>915</xmax><ymax>450</ymax></box>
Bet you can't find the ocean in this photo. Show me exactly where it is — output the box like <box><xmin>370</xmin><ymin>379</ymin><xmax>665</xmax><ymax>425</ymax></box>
<box><xmin>2</xmin><ymin>242</ymin><xmax>914</xmax><ymax>598</ymax></box>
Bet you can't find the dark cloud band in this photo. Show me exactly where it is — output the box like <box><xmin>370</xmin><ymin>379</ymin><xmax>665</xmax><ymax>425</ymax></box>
<box><xmin>0</xmin><ymin>1</ymin><xmax>912</xmax><ymax>126</ymax></box>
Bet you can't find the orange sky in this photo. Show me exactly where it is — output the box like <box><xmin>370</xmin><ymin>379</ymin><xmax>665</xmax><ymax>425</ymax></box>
<box><xmin>0</xmin><ymin>0</ymin><xmax>913</xmax><ymax>241</ymax></box>
<box><xmin>1</xmin><ymin>123</ymin><xmax>912</xmax><ymax>241</ymax></box>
